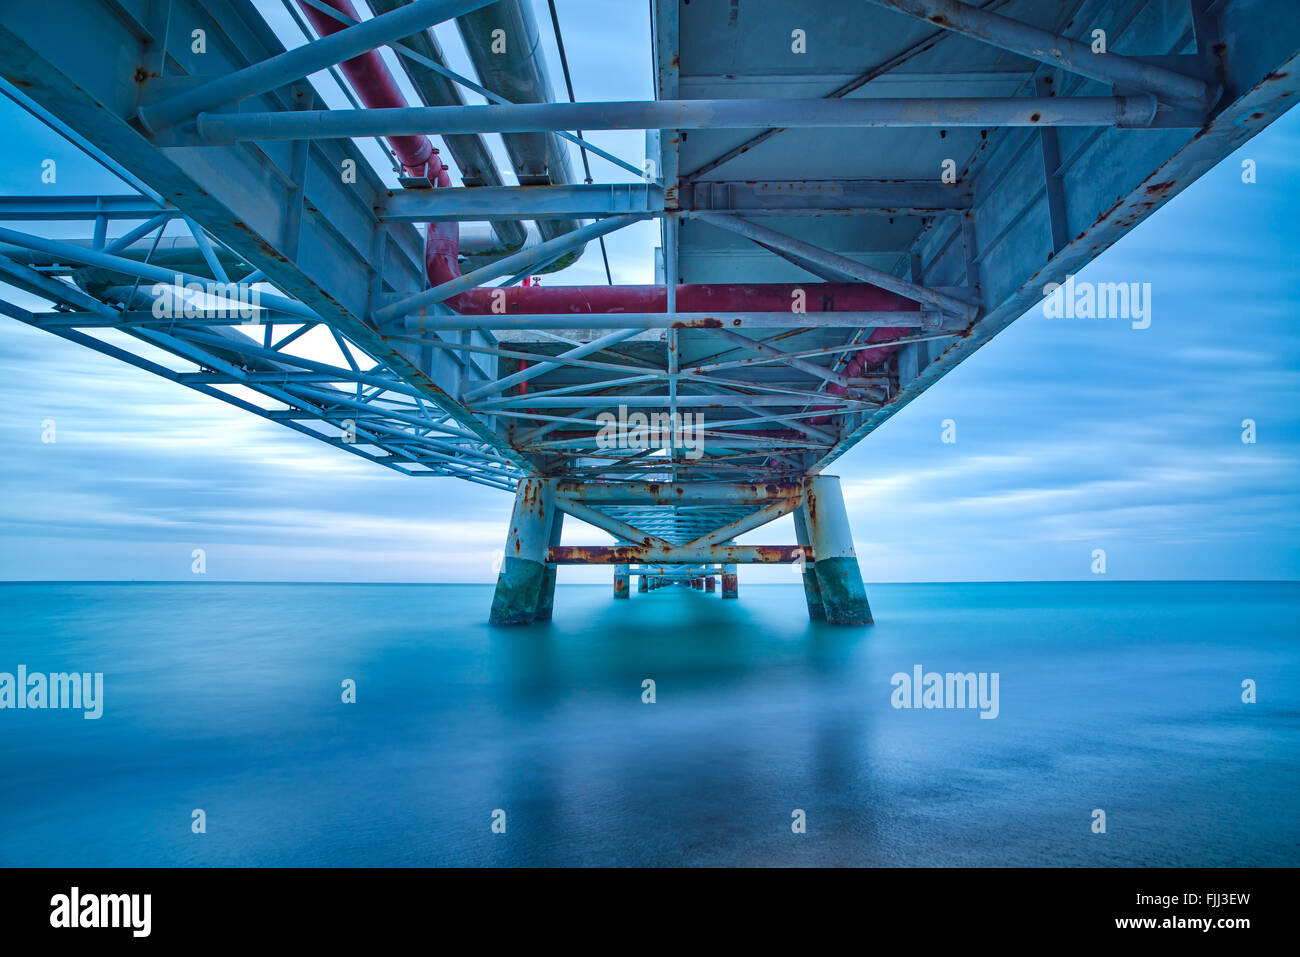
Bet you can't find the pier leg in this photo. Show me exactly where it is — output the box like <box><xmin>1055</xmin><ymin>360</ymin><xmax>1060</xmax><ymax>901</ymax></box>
<box><xmin>801</xmin><ymin>476</ymin><xmax>873</xmax><ymax>625</ymax></box>
<box><xmin>792</xmin><ymin>508</ymin><xmax>826</xmax><ymax>621</ymax></box>
<box><xmin>637</xmin><ymin>574</ymin><xmax>646</xmax><ymax>593</ymax></box>
<box><xmin>534</xmin><ymin>510</ymin><xmax>564</xmax><ymax>622</ymax></box>
<box><xmin>614</xmin><ymin>564</ymin><xmax>630</xmax><ymax>599</ymax></box>
<box><xmin>489</xmin><ymin>478</ymin><xmax>555</xmax><ymax>625</ymax></box>
<box><xmin>722</xmin><ymin>564</ymin><xmax>738</xmax><ymax>599</ymax></box>
<box><xmin>705</xmin><ymin>576</ymin><xmax>716</xmax><ymax>593</ymax></box>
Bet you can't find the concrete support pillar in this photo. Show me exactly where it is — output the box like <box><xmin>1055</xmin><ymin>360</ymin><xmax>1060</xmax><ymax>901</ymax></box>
<box><xmin>637</xmin><ymin>574</ymin><xmax>646</xmax><ymax>593</ymax></box>
<box><xmin>489</xmin><ymin>478</ymin><xmax>556</xmax><ymax>625</ymax></box>
<box><xmin>614</xmin><ymin>564</ymin><xmax>630</xmax><ymax>599</ymax></box>
<box><xmin>801</xmin><ymin>475</ymin><xmax>873</xmax><ymax>625</ymax></box>
<box><xmin>722</xmin><ymin>564</ymin><xmax>738</xmax><ymax>599</ymax></box>
<box><xmin>705</xmin><ymin>576</ymin><xmax>716</xmax><ymax>593</ymax></box>
<box><xmin>792</xmin><ymin>508</ymin><xmax>826</xmax><ymax>621</ymax></box>
<box><xmin>534</xmin><ymin>509</ymin><xmax>564</xmax><ymax>622</ymax></box>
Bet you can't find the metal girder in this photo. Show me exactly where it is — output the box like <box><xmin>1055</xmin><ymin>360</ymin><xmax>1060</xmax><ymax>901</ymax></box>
<box><xmin>679</xmin><ymin>180</ymin><xmax>973</xmax><ymax>216</ymax></box>
<box><xmin>406</xmin><ymin>311</ymin><xmax>935</xmax><ymax>331</ymax></box>
<box><xmin>380</xmin><ymin>183</ymin><xmax>663</xmax><ymax>222</ymax></box>
<box><xmin>558</xmin><ymin>481</ymin><xmax>802</xmax><ymax>507</ymax></box>
<box><xmin>137</xmin><ymin>0</ymin><xmax>498</xmax><ymax>131</ymax></box>
<box><xmin>554</xmin><ymin>499</ymin><xmax>673</xmax><ymax>551</ymax></box>
<box><xmin>549</xmin><ymin>545</ymin><xmax>807</xmax><ymax>565</ymax></box>
<box><xmin>0</xmin><ymin>195</ymin><xmax>169</xmax><ymax>220</ymax></box>
<box><xmin>680</xmin><ymin>499</ymin><xmax>801</xmax><ymax>549</ymax></box>
<box><xmin>377</xmin><ymin>179</ymin><xmax>972</xmax><ymax>222</ymax></box>
<box><xmin>679</xmin><ymin>0</ymin><xmax>1018</xmax><ymax>182</ymax></box>
<box><xmin>184</xmin><ymin>95</ymin><xmax>1192</xmax><ymax>146</ymax></box>
<box><xmin>690</xmin><ymin>212</ymin><xmax>977</xmax><ymax>322</ymax></box>
<box><xmin>461</xmin><ymin>329</ymin><xmax>641</xmax><ymax>402</ymax></box>
<box><xmin>372</xmin><ymin>214</ymin><xmax>646</xmax><ymax>322</ymax></box>
<box><xmin>708</xmin><ymin>328</ymin><xmax>851</xmax><ymax>389</ymax></box>
<box><xmin>865</xmin><ymin>0</ymin><xmax>1215</xmax><ymax>108</ymax></box>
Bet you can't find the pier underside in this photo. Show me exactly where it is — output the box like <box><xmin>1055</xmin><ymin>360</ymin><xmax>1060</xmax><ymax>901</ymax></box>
<box><xmin>0</xmin><ymin>0</ymin><xmax>1296</xmax><ymax>624</ymax></box>
<box><xmin>487</xmin><ymin>475</ymin><xmax>872</xmax><ymax>624</ymax></box>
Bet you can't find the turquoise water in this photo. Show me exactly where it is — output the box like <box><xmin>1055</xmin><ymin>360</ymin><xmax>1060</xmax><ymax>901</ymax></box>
<box><xmin>0</xmin><ymin>581</ymin><xmax>1296</xmax><ymax>866</ymax></box>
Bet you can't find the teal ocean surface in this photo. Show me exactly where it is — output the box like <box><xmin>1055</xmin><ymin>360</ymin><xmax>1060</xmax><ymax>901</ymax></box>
<box><xmin>0</xmin><ymin>581</ymin><xmax>1296</xmax><ymax>867</ymax></box>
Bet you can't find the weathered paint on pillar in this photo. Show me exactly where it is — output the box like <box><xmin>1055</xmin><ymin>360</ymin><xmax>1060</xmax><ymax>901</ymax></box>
<box><xmin>722</xmin><ymin>563</ymin><xmax>738</xmax><ymax>599</ymax></box>
<box><xmin>802</xmin><ymin>475</ymin><xmax>873</xmax><ymax>626</ymax></box>
<box><xmin>705</xmin><ymin>576</ymin><xmax>716</xmax><ymax>593</ymax></box>
<box><xmin>637</xmin><ymin>574</ymin><xmax>647</xmax><ymax>593</ymax></box>
<box><xmin>489</xmin><ymin>477</ymin><xmax>556</xmax><ymax>626</ymax></box>
<box><xmin>614</xmin><ymin>564</ymin><xmax>630</xmax><ymax>599</ymax></box>
<box><xmin>535</xmin><ymin>509</ymin><xmax>564</xmax><ymax>622</ymax></box>
<box><xmin>792</xmin><ymin>508</ymin><xmax>826</xmax><ymax>621</ymax></box>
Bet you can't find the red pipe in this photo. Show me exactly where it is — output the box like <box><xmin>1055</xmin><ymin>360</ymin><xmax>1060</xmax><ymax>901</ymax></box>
<box><xmin>298</xmin><ymin>0</ymin><xmax>439</xmax><ymax>177</ymax></box>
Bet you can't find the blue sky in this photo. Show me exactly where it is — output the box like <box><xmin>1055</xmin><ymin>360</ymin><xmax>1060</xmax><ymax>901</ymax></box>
<box><xmin>0</xmin><ymin>1</ymin><xmax>1297</xmax><ymax>583</ymax></box>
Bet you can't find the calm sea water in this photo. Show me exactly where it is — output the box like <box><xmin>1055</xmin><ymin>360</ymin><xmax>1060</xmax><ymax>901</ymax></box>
<box><xmin>0</xmin><ymin>581</ymin><xmax>1296</xmax><ymax>867</ymax></box>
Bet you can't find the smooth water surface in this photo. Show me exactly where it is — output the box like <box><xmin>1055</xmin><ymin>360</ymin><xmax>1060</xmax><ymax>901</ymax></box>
<box><xmin>0</xmin><ymin>581</ymin><xmax>1296</xmax><ymax>866</ymax></box>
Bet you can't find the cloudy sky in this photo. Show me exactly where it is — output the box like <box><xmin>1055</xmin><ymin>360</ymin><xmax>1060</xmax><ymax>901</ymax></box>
<box><xmin>0</xmin><ymin>1</ymin><xmax>1296</xmax><ymax>583</ymax></box>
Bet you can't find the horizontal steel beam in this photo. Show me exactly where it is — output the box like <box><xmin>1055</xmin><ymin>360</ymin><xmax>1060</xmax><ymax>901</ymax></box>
<box><xmin>138</xmin><ymin>0</ymin><xmax>498</xmax><ymax>131</ymax></box>
<box><xmin>186</xmin><ymin>96</ymin><xmax>1184</xmax><ymax>146</ymax></box>
<box><xmin>379</xmin><ymin>183</ymin><xmax>663</xmax><ymax>222</ymax></box>
<box><xmin>549</xmin><ymin>545</ymin><xmax>807</xmax><ymax>564</ymax></box>
<box><xmin>407</xmin><ymin>311</ymin><xmax>927</xmax><ymax>331</ymax></box>
<box><xmin>866</xmin><ymin>0</ymin><xmax>1214</xmax><ymax>107</ymax></box>
<box><xmin>377</xmin><ymin>180</ymin><xmax>974</xmax><ymax>222</ymax></box>
<box><xmin>0</xmin><ymin>195</ymin><xmax>167</xmax><ymax>220</ymax></box>
<box><xmin>558</xmin><ymin>481</ymin><xmax>802</xmax><ymax>506</ymax></box>
<box><xmin>473</xmin><ymin>394</ymin><xmax>872</xmax><ymax>409</ymax></box>
<box><xmin>678</xmin><ymin>180</ymin><xmax>973</xmax><ymax>215</ymax></box>
<box><xmin>0</xmin><ymin>226</ymin><xmax>318</xmax><ymax>321</ymax></box>
<box><xmin>690</xmin><ymin>212</ymin><xmax>977</xmax><ymax>321</ymax></box>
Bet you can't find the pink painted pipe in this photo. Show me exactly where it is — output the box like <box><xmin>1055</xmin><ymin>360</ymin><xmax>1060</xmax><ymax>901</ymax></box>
<box><xmin>298</xmin><ymin>0</ymin><xmax>436</xmax><ymax>176</ymax></box>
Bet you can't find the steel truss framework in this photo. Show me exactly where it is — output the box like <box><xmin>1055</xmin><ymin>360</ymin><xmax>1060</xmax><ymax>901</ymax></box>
<box><xmin>0</xmin><ymin>0</ymin><xmax>1296</xmax><ymax>623</ymax></box>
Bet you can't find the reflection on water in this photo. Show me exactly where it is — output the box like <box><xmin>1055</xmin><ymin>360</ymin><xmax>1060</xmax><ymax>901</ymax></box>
<box><xmin>0</xmin><ymin>581</ymin><xmax>1296</xmax><ymax>866</ymax></box>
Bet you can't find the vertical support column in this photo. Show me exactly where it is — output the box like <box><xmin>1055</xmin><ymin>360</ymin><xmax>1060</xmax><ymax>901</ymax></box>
<box><xmin>705</xmin><ymin>576</ymin><xmax>716</xmax><ymax>593</ymax></box>
<box><xmin>614</xmin><ymin>564</ymin><xmax>630</xmax><ymax>599</ymax></box>
<box><xmin>534</xmin><ymin>509</ymin><xmax>564</xmax><ymax>622</ymax></box>
<box><xmin>722</xmin><ymin>564</ymin><xmax>738</xmax><ymax>599</ymax></box>
<box><xmin>801</xmin><ymin>476</ymin><xmax>873</xmax><ymax>625</ymax></box>
<box><xmin>792</xmin><ymin>508</ymin><xmax>826</xmax><ymax>621</ymax></box>
<box><xmin>490</xmin><ymin>478</ymin><xmax>556</xmax><ymax>625</ymax></box>
<box><xmin>637</xmin><ymin>573</ymin><xmax>647</xmax><ymax>593</ymax></box>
